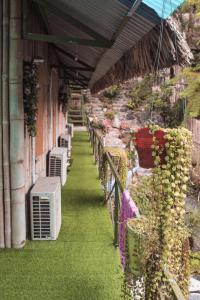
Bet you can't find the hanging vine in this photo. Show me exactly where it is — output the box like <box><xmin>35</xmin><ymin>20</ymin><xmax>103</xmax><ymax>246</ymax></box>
<box><xmin>23</xmin><ymin>61</ymin><xmax>38</xmax><ymax>137</ymax></box>
<box><xmin>58</xmin><ymin>79</ymin><xmax>70</xmax><ymax>114</ymax></box>
<box><xmin>124</xmin><ymin>126</ymin><xmax>192</xmax><ymax>299</ymax></box>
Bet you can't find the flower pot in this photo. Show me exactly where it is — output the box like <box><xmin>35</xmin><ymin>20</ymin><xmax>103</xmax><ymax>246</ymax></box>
<box><xmin>134</xmin><ymin>127</ymin><xmax>166</xmax><ymax>169</ymax></box>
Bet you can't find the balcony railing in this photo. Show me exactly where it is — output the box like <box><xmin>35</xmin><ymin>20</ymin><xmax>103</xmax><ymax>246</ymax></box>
<box><xmin>86</xmin><ymin>117</ymin><xmax>187</xmax><ymax>300</ymax></box>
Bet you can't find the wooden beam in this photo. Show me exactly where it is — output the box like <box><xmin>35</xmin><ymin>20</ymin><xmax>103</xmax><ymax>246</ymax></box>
<box><xmin>32</xmin><ymin>0</ymin><xmax>111</xmax><ymax>45</ymax></box>
<box><xmin>61</xmin><ymin>65</ymin><xmax>94</xmax><ymax>72</ymax></box>
<box><xmin>63</xmin><ymin>66</ymin><xmax>89</xmax><ymax>81</ymax></box>
<box><xmin>61</xmin><ymin>76</ymin><xmax>87</xmax><ymax>84</ymax></box>
<box><xmin>24</xmin><ymin>32</ymin><xmax>111</xmax><ymax>48</ymax></box>
<box><xmin>54</xmin><ymin>46</ymin><xmax>94</xmax><ymax>69</ymax></box>
<box><xmin>62</xmin><ymin>70</ymin><xmax>88</xmax><ymax>87</ymax></box>
<box><xmin>62</xmin><ymin>71</ymin><xmax>88</xmax><ymax>82</ymax></box>
<box><xmin>70</xmin><ymin>85</ymin><xmax>83</xmax><ymax>89</ymax></box>
<box><xmin>69</xmin><ymin>80</ymin><xmax>86</xmax><ymax>88</ymax></box>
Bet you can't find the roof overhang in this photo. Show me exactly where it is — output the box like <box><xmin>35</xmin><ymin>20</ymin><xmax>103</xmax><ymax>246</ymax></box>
<box><xmin>24</xmin><ymin>0</ymin><xmax>191</xmax><ymax>92</ymax></box>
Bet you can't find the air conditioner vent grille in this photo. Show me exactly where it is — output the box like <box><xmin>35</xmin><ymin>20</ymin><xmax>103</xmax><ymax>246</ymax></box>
<box><xmin>49</xmin><ymin>156</ymin><xmax>62</xmax><ymax>177</ymax></box>
<box><xmin>32</xmin><ymin>196</ymin><xmax>51</xmax><ymax>239</ymax></box>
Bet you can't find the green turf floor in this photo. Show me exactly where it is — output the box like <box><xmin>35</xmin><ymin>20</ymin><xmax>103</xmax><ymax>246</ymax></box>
<box><xmin>0</xmin><ymin>131</ymin><xmax>122</xmax><ymax>300</ymax></box>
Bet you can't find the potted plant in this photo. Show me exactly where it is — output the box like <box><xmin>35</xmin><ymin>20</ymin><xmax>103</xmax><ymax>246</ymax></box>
<box><xmin>133</xmin><ymin>127</ymin><xmax>166</xmax><ymax>169</ymax></box>
<box><xmin>126</xmin><ymin>218</ymin><xmax>147</xmax><ymax>278</ymax></box>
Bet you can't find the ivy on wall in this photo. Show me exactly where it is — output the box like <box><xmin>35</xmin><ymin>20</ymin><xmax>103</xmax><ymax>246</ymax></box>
<box><xmin>23</xmin><ymin>61</ymin><xmax>38</xmax><ymax>137</ymax></box>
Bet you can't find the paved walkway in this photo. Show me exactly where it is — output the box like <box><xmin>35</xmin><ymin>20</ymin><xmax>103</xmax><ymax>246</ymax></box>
<box><xmin>0</xmin><ymin>131</ymin><xmax>122</xmax><ymax>300</ymax></box>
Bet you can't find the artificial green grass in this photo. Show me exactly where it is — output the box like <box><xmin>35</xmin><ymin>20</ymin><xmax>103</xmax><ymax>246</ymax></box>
<box><xmin>0</xmin><ymin>132</ymin><xmax>122</xmax><ymax>300</ymax></box>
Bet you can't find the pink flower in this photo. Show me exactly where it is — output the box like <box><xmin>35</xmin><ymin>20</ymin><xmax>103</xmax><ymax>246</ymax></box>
<box><xmin>102</xmin><ymin>119</ymin><xmax>112</xmax><ymax>129</ymax></box>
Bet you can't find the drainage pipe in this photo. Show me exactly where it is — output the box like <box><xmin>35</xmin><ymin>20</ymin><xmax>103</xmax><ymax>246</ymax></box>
<box><xmin>32</xmin><ymin>137</ymin><xmax>36</xmax><ymax>185</ymax></box>
<box><xmin>0</xmin><ymin>0</ymin><xmax>5</xmax><ymax>248</ymax></box>
<box><xmin>2</xmin><ymin>0</ymin><xmax>11</xmax><ymax>248</ymax></box>
<box><xmin>9</xmin><ymin>0</ymin><xmax>26</xmax><ymax>248</ymax></box>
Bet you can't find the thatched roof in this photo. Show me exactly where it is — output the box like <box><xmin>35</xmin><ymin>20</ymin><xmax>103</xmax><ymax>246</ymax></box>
<box><xmin>91</xmin><ymin>18</ymin><xmax>193</xmax><ymax>93</ymax></box>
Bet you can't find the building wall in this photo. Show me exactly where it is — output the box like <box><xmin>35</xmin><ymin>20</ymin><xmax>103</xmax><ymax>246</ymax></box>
<box><xmin>23</xmin><ymin>5</ymin><xmax>67</xmax><ymax>195</ymax></box>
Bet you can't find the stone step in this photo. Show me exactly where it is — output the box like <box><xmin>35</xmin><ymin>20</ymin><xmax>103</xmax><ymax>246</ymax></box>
<box><xmin>68</xmin><ymin>110</ymin><xmax>82</xmax><ymax>114</ymax></box>
<box><xmin>68</xmin><ymin>119</ymin><xmax>84</xmax><ymax>124</ymax></box>
<box><xmin>68</xmin><ymin>114</ymin><xmax>83</xmax><ymax>119</ymax></box>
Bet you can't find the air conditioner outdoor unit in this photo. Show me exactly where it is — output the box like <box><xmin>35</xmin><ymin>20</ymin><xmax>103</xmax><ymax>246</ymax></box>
<box><xmin>67</xmin><ymin>123</ymin><xmax>74</xmax><ymax>138</ymax></box>
<box><xmin>30</xmin><ymin>177</ymin><xmax>61</xmax><ymax>241</ymax></box>
<box><xmin>59</xmin><ymin>134</ymin><xmax>72</xmax><ymax>158</ymax></box>
<box><xmin>48</xmin><ymin>147</ymin><xmax>67</xmax><ymax>186</ymax></box>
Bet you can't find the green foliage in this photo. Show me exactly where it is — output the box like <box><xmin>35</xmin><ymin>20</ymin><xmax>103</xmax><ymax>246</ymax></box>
<box><xmin>181</xmin><ymin>72</ymin><xmax>200</xmax><ymax>118</ymax></box>
<box><xmin>172</xmin><ymin>67</ymin><xmax>200</xmax><ymax>118</ymax></box>
<box><xmin>104</xmin><ymin>111</ymin><xmax>115</xmax><ymax>120</ymax></box>
<box><xmin>181</xmin><ymin>0</ymin><xmax>200</xmax><ymax>16</ymax></box>
<box><xmin>150</xmin><ymin>127</ymin><xmax>192</xmax><ymax>298</ymax></box>
<box><xmin>130</xmin><ymin>176</ymin><xmax>153</xmax><ymax>215</ymax></box>
<box><xmin>152</xmin><ymin>86</ymin><xmax>185</xmax><ymax>127</ymax></box>
<box><xmin>101</xmin><ymin>147</ymin><xmax>128</xmax><ymax>195</ymax></box>
<box><xmin>127</xmin><ymin>76</ymin><xmax>185</xmax><ymax>127</ymax></box>
<box><xmin>125</xmin><ymin>127</ymin><xmax>192</xmax><ymax>299</ymax></box>
<box><xmin>23</xmin><ymin>61</ymin><xmax>38</xmax><ymax>137</ymax></box>
<box><xmin>58</xmin><ymin>81</ymin><xmax>70</xmax><ymax>113</ymax></box>
<box><xmin>189</xmin><ymin>210</ymin><xmax>200</xmax><ymax>228</ymax></box>
<box><xmin>127</xmin><ymin>99</ymin><xmax>135</xmax><ymax>110</ymax></box>
<box><xmin>128</xmin><ymin>75</ymin><xmax>154</xmax><ymax>109</ymax></box>
<box><xmin>190</xmin><ymin>252</ymin><xmax>200</xmax><ymax>274</ymax></box>
<box><xmin>103</xmin><ymin>84</ymin><xmax>120</xmax><ymax>99</ymax></box>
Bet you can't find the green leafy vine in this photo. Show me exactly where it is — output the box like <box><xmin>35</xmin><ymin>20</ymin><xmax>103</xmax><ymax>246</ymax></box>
<box><xmin>23</xmin><ymin>61</ymin><xmax>38</xmax><ymax>137</ymax></box>
<box><xmin>124</xmin><ymin>126</ymin><xmax>192</xmax><ymax>299</ymax></box>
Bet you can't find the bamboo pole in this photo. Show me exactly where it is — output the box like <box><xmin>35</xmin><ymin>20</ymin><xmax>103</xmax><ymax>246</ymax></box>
<box><xmin>2</xmin><ymin>0</ymin><xmax>11</xmax><ymax>248</ymax></box>
<box><xmin>0</xmin><ymin>0</ymin><xmax>5</xmax><ymax>248</ymax></box>
<box><xmin>9</xmin><ymin>0</ymin><xmax>26</xmax><ymax>248</ymax></box>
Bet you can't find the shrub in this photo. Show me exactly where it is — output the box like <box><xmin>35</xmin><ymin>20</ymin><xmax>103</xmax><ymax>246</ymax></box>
<box><xmin>104</xmin><ymin>111</ymin><xmax>115</xmax><ymax>120</ymax></box>
<box><xmin>103</xmin><ymin>85</ymin><xmax>119</xmax><ymax>99</ymax></box>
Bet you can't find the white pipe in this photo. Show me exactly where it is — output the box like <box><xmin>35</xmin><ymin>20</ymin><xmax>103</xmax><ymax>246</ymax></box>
<box><xmin>9</xmin><ymin>0</ymin><xmax>26</xmax><ymax>248</ymax></box>
<box><xmin>32</xmin><ymin>136</ymin><xmax>36</xmax><ymax>185</ymax></box>
<box><xmin>0</xmin><ymin>0</ymin><xmax>5</xmax><ymax>248</ymax></box>
<box><xmin>2</xmin><ymin>0</ymin><xmax>11</xmax><ymax>248</ymax></box>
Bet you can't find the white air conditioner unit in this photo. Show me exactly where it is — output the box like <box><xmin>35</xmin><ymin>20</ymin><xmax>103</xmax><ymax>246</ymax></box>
<box><xmin>30</xmin><ymin>177</ymin><xmax>61</xmax><ymax>241</ymax></box>
<box><xmin>59</xmin><ymin>134</ymin><xmax>72</xmax><ymax>158</ymax></box>
<box><xmin>48</xmin><ymin>147</ymin><xmax>67</xmax><ymax>186</ymax></box>
<box><xmin>66</xmin><ymin>123</ymin><xmax>74</xmax><ymax>138</ymax></box>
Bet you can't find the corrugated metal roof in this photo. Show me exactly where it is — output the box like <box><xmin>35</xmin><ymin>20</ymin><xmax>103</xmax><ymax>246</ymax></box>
<box><xmin>54</xmin><ymin>0</ymin><xmax>129</xmax><ymax>39</ymax></box>
<box><xmin>89</xmin><ymin>13</ymin><xmax>155</xmax><ymax>87</ymax></box>
<box><xmin>38</xmin><ymin>0</ymin><xmax>185</xmax><ymax>88</ymax></box>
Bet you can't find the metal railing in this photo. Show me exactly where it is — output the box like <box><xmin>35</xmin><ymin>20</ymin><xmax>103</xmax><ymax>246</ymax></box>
<box><xmin>87</xmin><ymin>118</ymin><xmax>186</xmax><ymax>300</ymax></box>
<box><xmin>88</xmin><ymin>124</ymin><xmax>122</xmax><ymax>247</ymax></box>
